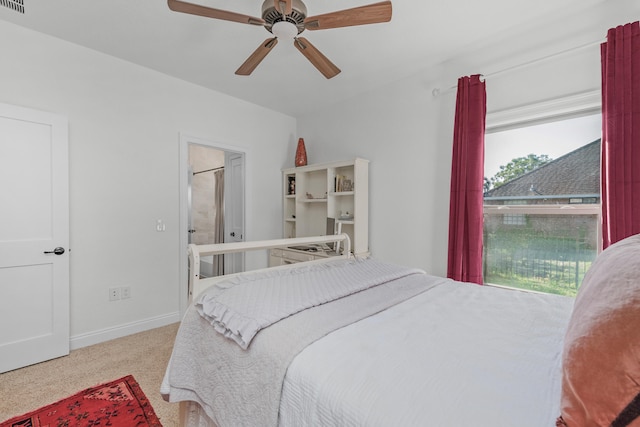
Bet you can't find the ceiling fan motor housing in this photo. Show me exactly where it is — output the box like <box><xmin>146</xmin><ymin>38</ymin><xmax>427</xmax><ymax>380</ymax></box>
<box><xmin>262</xmin><ymin>0</ymin><xmax>307</xmax><ymax>34</ymax></box>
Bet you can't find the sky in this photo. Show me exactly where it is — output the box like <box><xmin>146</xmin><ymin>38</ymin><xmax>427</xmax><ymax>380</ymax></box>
<box><xmin>484</xmin><ymin>113</ymin><xmax>602</xmax><ymax>180</ymax></box>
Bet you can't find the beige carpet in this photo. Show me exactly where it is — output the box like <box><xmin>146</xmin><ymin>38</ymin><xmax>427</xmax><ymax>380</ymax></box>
<box><xmin>0</xmin><ymin>322</ymin><xmax>180</xmax><ymax>426</ymax></box>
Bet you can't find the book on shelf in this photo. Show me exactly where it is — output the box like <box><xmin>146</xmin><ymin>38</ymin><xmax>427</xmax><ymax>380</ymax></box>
<box><xmin>334</xmin><ymin>175</ymin><xmax>353</xmax><ymax>192</ymax></box>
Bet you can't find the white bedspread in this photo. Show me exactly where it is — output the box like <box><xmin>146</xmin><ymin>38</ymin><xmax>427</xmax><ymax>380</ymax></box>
<box><xmin>162</xmin><ymin>258</ymin><xmax>436</xmax><ymax>427</ymax></box>
<box><xmin>279</xmin><ymin>279</ymin><xmax>574</xmax><ymax>427</ymax></box>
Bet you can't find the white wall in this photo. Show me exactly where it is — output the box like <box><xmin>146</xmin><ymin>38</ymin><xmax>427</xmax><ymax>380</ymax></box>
<box><xmin>297</xmin><ymin>0</ymin><xmax>639</xmax><ymax>276</ymax></box>
<box><xmin>0</xmin><ymin>21</ymin><xmax>296</xmax><ymax>347</ymax></box>
<box><xmin>297</xmin><ymin>71</ymin><xmax>452</xmax><ymax>273</ymax></box>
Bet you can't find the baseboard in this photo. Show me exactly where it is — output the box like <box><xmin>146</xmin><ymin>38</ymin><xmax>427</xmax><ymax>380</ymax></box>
<box><xmin>70</xmin><ymin>312</ymin><xmax>181</xmax><ymax>350</ymax></box>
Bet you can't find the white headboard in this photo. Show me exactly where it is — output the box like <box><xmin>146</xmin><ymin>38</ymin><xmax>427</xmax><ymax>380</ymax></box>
<box><xmin>188</xmin><ymin>234</ymin><xmax>352</xmax><ymax>301</ymax></box>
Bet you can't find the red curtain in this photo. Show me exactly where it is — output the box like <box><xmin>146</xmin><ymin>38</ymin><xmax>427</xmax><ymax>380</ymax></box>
<box><xmin>601</xmin><ymin>21</ymin><xmax>640</xmax><ymax>249</ymax></box>
<box><xmin>447</xmin><ymin>75</ymin><xmax>486</xmax><ymax>284</ymax></box>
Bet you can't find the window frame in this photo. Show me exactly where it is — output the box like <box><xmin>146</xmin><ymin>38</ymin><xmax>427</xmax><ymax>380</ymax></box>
<box><xmin>485</xmin><ymin>90</ymin><xmax>600</xmax><ymax>133</ymax></box>
<box><xmin>483</xmin><ymin>91</ymin><xmax>603</xmax><ymax>293</ymax></box>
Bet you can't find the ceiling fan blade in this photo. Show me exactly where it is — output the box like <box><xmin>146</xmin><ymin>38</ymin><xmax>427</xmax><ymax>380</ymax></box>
<box><xmin>168</xmin><ymin>0</ymin><xmax>265</xmax><ymax>26</ymax></box>
<box><xmin>235</xmin><ymin>38</ymin><xmax>279</xmax><ymax>76</ymax></box>
<box><xmin>294</xmin><ymin>37</ymin><xmax>341</xmax><ymax>79</ymax></box>
<box><xmin>304</xmin><ymin>1</ymin><xmax>392</xmax><ymax>30</ymax></box>
<box><xmin>274</xmin><ymin>0</ymin><xmax>292</xmax><ymax>16</ymax></box>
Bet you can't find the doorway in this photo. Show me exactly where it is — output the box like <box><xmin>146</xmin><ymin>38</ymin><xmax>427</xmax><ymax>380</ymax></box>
<box><xmin>179</xmin><ymin>134</ymin><xmax>246</xmax><ymax>314</ymax></box>
<box><xmin>189</xmin><ymin>144</ymin><xmax>225</xmax><ymax>277</ymax></box>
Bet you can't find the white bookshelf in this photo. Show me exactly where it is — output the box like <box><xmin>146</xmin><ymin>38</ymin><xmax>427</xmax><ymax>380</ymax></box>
<box><xmin>281</xmin><ymin>158</ymin><xmax>369</xmax><ymax>257</ymax></box>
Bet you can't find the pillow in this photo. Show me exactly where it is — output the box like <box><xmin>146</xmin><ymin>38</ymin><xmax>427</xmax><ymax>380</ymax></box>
<box><xmin>557</xmin><ymin>233</ymin><xmax>640</xmax><ymax>427</ymax></box>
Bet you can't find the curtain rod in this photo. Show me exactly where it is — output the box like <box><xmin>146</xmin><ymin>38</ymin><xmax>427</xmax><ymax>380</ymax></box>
<box><xmin>431</xmin><ymin>38</ymin><xmax>605</xmax><ymax>97</ymax></box>
<box><xmin>193</xmin><ymin>166</ymin><xmax>224</xmax><ymax>175</ymax></box>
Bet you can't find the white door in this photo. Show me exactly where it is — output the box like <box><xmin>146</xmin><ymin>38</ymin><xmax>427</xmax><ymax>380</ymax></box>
<box><xmin>0</xmin><ymin>103</ymin><xmax>69</xmax><ymax>374</ymax></box>
<box><xmin>224</xmin><ymin>152</ymin><xmax>245</xmax><ymax>274</ymax></box>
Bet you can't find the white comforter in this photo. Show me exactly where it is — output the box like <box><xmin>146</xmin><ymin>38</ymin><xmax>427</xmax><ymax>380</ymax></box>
<box><xmin>163</xmin><ymin>259</ymin><xmax>436</xmax><ymax>427</ymax></box>
<box><xmin>279</xmin><ymin>279</ymin><xmax>573</xmax><ymax>427</ymax></box>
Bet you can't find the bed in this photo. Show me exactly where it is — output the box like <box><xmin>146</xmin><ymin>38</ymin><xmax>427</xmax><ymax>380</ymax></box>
<box><xmin>162</xmin><ymin>233</ymin><xmax>640</xmax><ymax>427</ymax></box>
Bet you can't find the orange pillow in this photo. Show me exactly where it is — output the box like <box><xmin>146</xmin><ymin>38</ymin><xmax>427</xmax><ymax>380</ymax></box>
<box><xmin>557</xmin><ymin>233</ymin><xmax>640</xmax><ymax>427</ymax></box>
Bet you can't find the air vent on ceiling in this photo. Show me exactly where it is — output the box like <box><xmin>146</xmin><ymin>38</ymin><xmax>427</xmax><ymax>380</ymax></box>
<box><xmin>1</xmin><ymin>0</ymin><xmax>24</xmax><ymax>14</ymax></box>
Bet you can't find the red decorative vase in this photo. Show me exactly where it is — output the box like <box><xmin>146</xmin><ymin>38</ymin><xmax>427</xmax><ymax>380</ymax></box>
<box><xmin>295</xmin><ymin>138</ymin><xmax>308</xmax><ymax>167</ymax></box>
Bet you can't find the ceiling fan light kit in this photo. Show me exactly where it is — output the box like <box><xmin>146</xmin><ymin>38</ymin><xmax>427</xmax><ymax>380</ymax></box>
<box><xmin>271</xmin><ymin>21</ymin><xmax>298</xmax><ymax>40</ymax></box>
<box><xmin>167</xmin><ymin>0</ymin><xmax>392</xmax><ymax>79</ymax></box>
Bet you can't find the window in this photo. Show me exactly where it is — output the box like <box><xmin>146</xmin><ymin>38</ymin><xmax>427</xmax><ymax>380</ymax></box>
<box><xmin>502</xmin><ymin>213</ymin><xmax>526</xmax><ymax>225</ymax></box>
<box><xmin>483</xmin><ymin>112</ymin><xmax>601</xmax><ymax>297</ymax></box>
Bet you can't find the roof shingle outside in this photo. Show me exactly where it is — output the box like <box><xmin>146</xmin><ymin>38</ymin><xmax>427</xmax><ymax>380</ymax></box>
<box><xmin>484</xmin><ymin>139</ymin><xmax>600</xmax><ymax>198</ymax></box>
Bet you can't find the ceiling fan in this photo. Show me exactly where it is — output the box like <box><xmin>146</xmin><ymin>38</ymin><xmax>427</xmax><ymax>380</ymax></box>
<box><xmin>167</xmin><ymin>0</ymin><xmax>392</xmax><ymax>79</ymax></box>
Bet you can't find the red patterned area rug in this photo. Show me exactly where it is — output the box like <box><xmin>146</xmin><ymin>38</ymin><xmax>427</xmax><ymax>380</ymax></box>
<box><xmin>0</xmin><ymin>375</ymin><xmax>162</xmax><ymax>427</ymax></box>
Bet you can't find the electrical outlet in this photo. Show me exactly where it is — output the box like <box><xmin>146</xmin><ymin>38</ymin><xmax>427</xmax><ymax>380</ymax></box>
<box><xmin>109</xmin><ymin>287</ymin><xmax>121</xmax><ymax>301</ymax></box>
<box><xmin>121</xmin><ymin>286</ymin><xmax>131</xmax><ymax>299</ymax></box>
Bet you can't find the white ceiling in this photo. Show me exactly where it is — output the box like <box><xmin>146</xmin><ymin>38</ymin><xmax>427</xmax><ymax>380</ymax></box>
<box><xmin>0</xmin><ymin>0</ymin><xmax>609</xmax><ymax>117</ymax></box>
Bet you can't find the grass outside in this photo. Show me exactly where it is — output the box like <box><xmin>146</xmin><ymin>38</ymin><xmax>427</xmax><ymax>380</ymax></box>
<box><xmin>485</xmin><ymin>270</ymin><xmax>585</xmax><ymax>297</ymax></box>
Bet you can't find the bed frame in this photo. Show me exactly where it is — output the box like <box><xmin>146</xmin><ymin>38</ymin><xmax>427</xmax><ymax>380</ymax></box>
<box><xmin>187</xmin><ymin>233</ymin><xmax>352</xmax><ymax>301</ymax></box>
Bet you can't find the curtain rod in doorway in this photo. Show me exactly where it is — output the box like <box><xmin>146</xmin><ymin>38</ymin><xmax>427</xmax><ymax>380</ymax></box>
<box><xmin>193</xmin><ymin>166</ymin><xmax>224</xmax><ymax>175</ymax></box>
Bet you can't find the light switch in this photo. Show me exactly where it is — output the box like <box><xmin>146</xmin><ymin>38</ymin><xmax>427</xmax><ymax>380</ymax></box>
<box><xmin>156</xmin><ymin>219</ymin><xmax>166</xmax><ymax>232</ymax></box>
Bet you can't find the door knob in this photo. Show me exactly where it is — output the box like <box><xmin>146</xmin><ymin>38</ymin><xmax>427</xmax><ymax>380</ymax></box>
<box><xmin>230</xmin><ymin>232</ymin><xmax>236</xmax><ymax>237</ymax></box>
<box><xmin>44</xmin><ymin>247</ymin><xmax>65</xmax><ymax>255</ymax></box>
